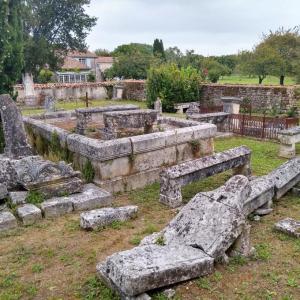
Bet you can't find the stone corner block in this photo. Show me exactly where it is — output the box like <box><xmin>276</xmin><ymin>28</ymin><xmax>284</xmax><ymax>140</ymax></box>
<box><xmin>17</xmin><ymin>204</ymin><xmax>42</xmax><ymax>225</ymax></box>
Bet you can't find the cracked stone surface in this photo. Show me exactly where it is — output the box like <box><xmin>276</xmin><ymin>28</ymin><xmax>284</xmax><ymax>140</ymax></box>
<box><xmin>98</xmin><ymin>176</ymin><xmax>250</xmax><ymax>297</ymax></box>
<box><xmin>0</xmin><ymin>183</ymin><xmax>8</xmax><ymax>200</ymax></box>
<box><xmin>0</xmin><ymin>211</ymin><xmax>18</xmax><ymax>231</ymax></box>
<box><xmin>97</xmin><ymin>244</ymin><xmax>214</xmax><ymax>297</ymax></box>
<box><xmin>17</xmin><ymin>204</ymin><xmax>42</xmax><ymax>225</ymax></box>
<box><xmin>81</xmin><ymin>206</ymin><xmax>137</xmax><ymax>230</ymax></box>
<box><xmin>9</xmin><ymin>191</ymin><xmax>28</xmax><ymax>205</ymax></box>
<box><xmin>267</xmin><ymin>157</ymin><xmax>300</xmax><ymax>199</ymax></box>
<box><xmin>274</xmin><ymin>218</ymin><xmax>300</xmax><ymax>238</ymax></box>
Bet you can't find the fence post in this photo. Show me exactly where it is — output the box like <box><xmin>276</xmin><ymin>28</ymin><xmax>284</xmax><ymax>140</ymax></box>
<box><xmin>241</xmin><ymin>114</ymin><xmax>245</xmax><ymax>135</ymax></box>
<box><xmin>262</xmin><ymin>114</ymin><xmax>266</xmax><ymax>139</ymax></box>
<box><xmin>85</xmin><ymin>92</ymin><xmax>88</xmax><ymax>108</ymax></box>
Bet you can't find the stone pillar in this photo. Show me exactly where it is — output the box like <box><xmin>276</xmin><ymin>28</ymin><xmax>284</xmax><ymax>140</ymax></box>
<box><xmin>154</xmin><ymin>98</ymin><xmax>162</xmax><ymax>115</ymax></box>
<box><xmin>279</xmin><ymin>143</ymin><xmax>296</xmax><ymax>158</ymax></box>
<box><xmin>221</xmin><ymin>97</ymin><xmax>242</xmax><ymax>114</ymax></box>
<box><xmin>112</xmin><ymin>83</ymin><xmax>124</xmax><ymax>100</ymax></box>
<box><xmin>22</xmin><ymin>73</ymin><xmax>38</xmax><ymax>107</ymax></box>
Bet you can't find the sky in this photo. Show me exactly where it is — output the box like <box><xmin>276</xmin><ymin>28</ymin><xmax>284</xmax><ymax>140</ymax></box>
<box><xmin>86</xmin><ymin>0</ymin><xmax>300</xmax><ymax>56</ymax></box>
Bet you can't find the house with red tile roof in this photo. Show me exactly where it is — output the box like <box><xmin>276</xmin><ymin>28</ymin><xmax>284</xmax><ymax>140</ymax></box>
<box><xmin>56</xmin><ymin>51</ymin><xmax>114</xmax><ymax>83</ymax></box>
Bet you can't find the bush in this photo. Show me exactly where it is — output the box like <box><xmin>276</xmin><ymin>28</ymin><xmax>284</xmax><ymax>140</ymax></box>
<box><xmin>37</xmin><ymin>69</ymin><xmax>54</xmax><ymax>83</ymax></box>
<box><xmin>146</xmin><ymin>63</ymin><xmax>202</xmax><ymax>112</ymax></box>
<box><xmin>82</xmin><ymin>160</ymin><xmax>95</xmax><ymax>183</ymax></box>
<box><xmin>87</xmin><ymin>73</ymin><xmax>96</xmax><ymax>82</ymax></box>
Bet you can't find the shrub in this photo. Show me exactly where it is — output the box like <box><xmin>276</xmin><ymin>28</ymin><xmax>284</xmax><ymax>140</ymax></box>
<box><xmin>287</xmin><ymin>106</ymin><xmax>298</xmax><ymax>117</ymax></box>
<box><xmin>82</xmin><ymin>160</ymin><xmax>95</xmax><ymax>183</ymax></box>
<box><xmin>146</xmin><ymin>63</ymin><xmax>202</xmax><ymax>112</ymax></box>
<box><xmin>26</xmin><ymin>191</ymin><xmax>45</xmax><ymax>205</ymax></box>
<box><xmin>87</xmin><ymin>73</ymin><xmax>96</xmax><ymax>82</ymax></box>
<box><xmin>37</xmin><ymin>69</ymin><xmax>54</xmax><ymax>83</ymax></box>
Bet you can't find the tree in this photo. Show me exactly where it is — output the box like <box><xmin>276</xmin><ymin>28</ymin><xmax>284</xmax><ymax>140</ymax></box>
<box><xmin>113</xmin><ymin>43</ymin><xmax>153</xmax><ymax>57</ymax></box>
<box><xmin>153</xmin><ymin>39</ymin><xmax>165</xmax><ymax>60</ymax></box>
<box><xmin>23</xmin><ymin>0</ymin><xmax>97</xmax><ymax>76</ymax></box>
<box><xmin>94</xmin><ymin>48</ymin><xmax>111</xmax><ymax>57</ymax></box>
<box><xmin>0</xmin><ymin>0</ymin><xmax>24</xmax><ymax>96</ymax></box>
<box><xmin>105</xmin><ymin>53</ymin><xmax>158</xmax><ymax>80</ymax></box>
<box><xmin>261</xmin><ymin>27</ymin><xmax>300</xmax><ymax>85</ymax></box>
<box><xmin>238</xmin><ymin>45</ymin><xmax>281</xmax><ymax>84</ymax></box>
<box><xmin>202</xmin><ymin>58</ymin><xmax>231</xmax><ymax>83</ymax></box>
<box><xmin>165</xmin><ymin>46</ymin><xmax>183</xmax><ymax>64</ymax></box>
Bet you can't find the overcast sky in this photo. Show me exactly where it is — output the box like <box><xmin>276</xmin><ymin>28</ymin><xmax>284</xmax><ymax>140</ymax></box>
<box><xmin>86</xmin><ymin>0</ymin><xmax>300</xmax><ymax>56</ymax></box>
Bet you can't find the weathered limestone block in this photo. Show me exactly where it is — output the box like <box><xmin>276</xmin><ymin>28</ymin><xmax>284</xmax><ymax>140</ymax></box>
<box><xmin>0</xmin><ymin>211</ymin><xmax>18</xmax><ymax>231</ymax></box>
<box><xmin>0</xmin><ymin>156</ymin><xmax>18</xmax><ymax>190</ymax></box>
<box><xmin>71</xmin><ymin>184</ymin><xmax>112</xmax><ymax>211</ymax></box>
<box><xmin>0</xmin><ymin>183</ymin><xmax>8</xmax><ymax>200</ymax></box>
<box><xmin>97</xmin><ymin>244</ymin><xmax>214</xmax><ymax>297</ymax></box>
<box><xmin>243</xmin><ymin>176</ymin><xmax>274</xmax><ymax>215</ymax></box>
<box><xmin>274</xmin><ymin>218</ymin><xmax>300</xmax><ymax>238</ymax></box>
<box><xmin>41</xmin><ymin>198</ymin><xmax>73</xmax><ymax>218</ymax></box>
<box><xmin>9</xmin><ymin>191</ymin><xmax>28</xmax><ymax>205</ymax></box>
<box><xmin>278</xmin><ymin>127</ymin><xmax>300</xmax><ymax>158</ymax></box>
<box><xmin>0</xmin><ymin>94</ymin><xmax>33</xmax><ymax>158</ymax></box>
<box><xmin>67</xmin><ymin>134</ymin><xmax>132</xmax><ymax>162</ymax></box>
<box><xmin>17</xmin><ymin>204</ymin><xmax>42</xmax><ymax>225</ymax></box>
<box><xmin>267</xmin><ymin>158</ymin><xmax>300</xmax><ymax>199</ymax></box>
<box><xmin>161</xmin><ymin>175</ymin><xmax>251</xmax><ymax>259</ymax></box>
<box><xmin>160</xmin><ymin>146</ymin><xmax>251</xmax><ymax>208</ymax></box>
<box><xmin>80</xmin><ymin>206</ymin><xmax>138</xmax><ymax>230</ymax></box>
<box><xmin>186</xmin><ymin>103</ymin><xmax>200</xmax><ymax>116</ymax></box>
<box><xmin>188</xmin><ymin>112</ymin><xmax>230</xmax><ymax>125</ymax></box>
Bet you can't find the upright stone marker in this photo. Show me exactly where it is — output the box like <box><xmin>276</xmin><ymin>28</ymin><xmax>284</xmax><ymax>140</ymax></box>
<box><xmin>0</xmin><ymin>94</ymin><xmax>33</xmax><ymax>158</ymax></box>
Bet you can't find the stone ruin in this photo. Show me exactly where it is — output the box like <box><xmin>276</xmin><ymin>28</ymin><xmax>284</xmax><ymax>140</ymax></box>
<box><xmin>101</xmin><ymin>109</ymin><xmax>158</xmax><ymax>140</ymax></box>
<box><xmin>0</xmin><ymin>95</ymin><xmax>113</xmax><ymax>230</ymax></box>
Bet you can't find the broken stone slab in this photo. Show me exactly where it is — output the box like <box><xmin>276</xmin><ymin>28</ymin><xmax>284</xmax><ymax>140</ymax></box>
<box><xmin>71</xmin><ymin>184</ymin><xmax>112</xmax><ymax>211</ymax></box>
<box><xmin>17</xmin><ymin>204</ymin><xmax>42</xmax><ymax>226</ymax></box>
<box><xmin>243</xmin><ymin>176</ymin><xmax>274</xmax><ymax>216</ymax></box>
<box><xmin>81</xmin><ymin>206</ymin><xmax>138</xmax><ymax>230</ymax></box>
<box><xmin>161</xmin><ymin>175</ymin><xmax>251</xmax><ymax>259</ymax></box>
<box><xmin>41</xmin><ymin>198</ymin><xmax>73</xmax><ymax>218</ymax></box>
<box><xmin>267</xmin><ymin>158</ymin><xmax>300</xmax><ymax>199</ymax></box>
<box><xmin>274</xmin><ymin>218</ymin><xmax>300</xmax><ymax>238</ymax></box>
<box><xmin>0</xmin><ymin>183</ymin><xmax>8</xmax><ymax>200</ymax></box>
<box><xmin>9</xmin><ymin>191</ymin><xmax>28</xmax><ymax>205</ymax></box>
<box><xmin>97</xmin><ymin>244</ymin><xmax>214</xmax><ymax>297</ymax></box>
<box><xmin>0</xmin><ymin>211</ymin><xmax>18</xmax><ymax>231</ymax></box>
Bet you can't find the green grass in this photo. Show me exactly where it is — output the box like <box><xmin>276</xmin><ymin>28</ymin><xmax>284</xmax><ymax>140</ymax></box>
<box><xmin>219</xmin><ymin>74</ymin><xmax>296</xmax><ymax>86</ymax></box>
<box><xmin>21</xmin><ymin>99</ymin><xmax>148</xmax><ymax>116</ymax></box>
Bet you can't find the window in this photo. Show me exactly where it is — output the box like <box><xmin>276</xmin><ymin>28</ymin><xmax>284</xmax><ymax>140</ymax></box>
<box><xmin>79</xmin><ymin>58</ymin><xmax>87</xmax><ymax>66</ymax></box>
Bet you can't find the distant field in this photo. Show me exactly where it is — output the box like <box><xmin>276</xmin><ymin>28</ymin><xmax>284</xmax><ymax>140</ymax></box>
<box><xmin>219</xmin><ymin>74</ymin><xmax>296</xmax><ymax>86</ymax></box>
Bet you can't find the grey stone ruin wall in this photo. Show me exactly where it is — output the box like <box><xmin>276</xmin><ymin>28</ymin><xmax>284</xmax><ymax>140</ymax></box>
<box><xmin>24</xmin><ymin>116</ymin><xmax>217</xmax><ymax>193</ymax></box>
<box><xmin>0</xmin><ymin>95</ymin><xmax>33</xmax><ymax>158</ymax></box>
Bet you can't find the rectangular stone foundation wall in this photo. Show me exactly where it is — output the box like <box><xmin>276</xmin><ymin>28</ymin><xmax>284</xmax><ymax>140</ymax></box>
<box><xmin>24</xmin><ymin>117</ymin><xmax>216</xmax><ymax>193</ymax></box>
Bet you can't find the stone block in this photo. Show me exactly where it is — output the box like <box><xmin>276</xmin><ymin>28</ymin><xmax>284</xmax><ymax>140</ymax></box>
<box><xmin>97</xmin><ymin>244</ymin><xmax>214</xmax><ymax>297</ymax></box>
<box><xmin>17</xmin><ymin>204</ymin><xmax>42</xmax><ymax>225</ymax></box>
<box><xmin>192</xmin><ymin>124</ymin><xmax>217</xmax><ymax>140</ymax></box>
<box><xmin>0</xmin><ymin>183</ymin><xmax>8</xmax><ymax>200</ymax></box>
<box><xmin>71</xmin><ymin>184</ymin><xmax>112</xmax><ymax>211</ymax></box>
<box><xmin>175</xmin><ymin>127</ymin><xmax>194</xmax><ymax>144</ymax></box>
<box><xmin>97</xmin><ymin>157</ymin><xmax>131</xmax><ymax>180</ymax></box>
<box><xmin>267</xmin><ymin>158</ymin><xmax>300</xmax><ymax>199</ymax></box>
<box><xmin>0</xmin><ymin>211</ymin><xmax>18</xmax><ymax>231</ymax></box>
<box><xmin>9</xmin><ymin>191</ymin><xmax>28</xmax><ymax>205</ymax></box>
<box><xmin>274</xmin><ymin>218</ymin><xmax>300</xmax><ymax>238</ymax></box>
<box><xmin>41</xmin><ymin>198</ymin><xmax>73</xmax><ymax>218</ymax></box>
<box><xmin>80</xmin><ymin>206</ymin><xmax>138</xmax><ymax>230</ymax></box>
<box><xmin>130</xmin><ymin>132</ymin><xmax>166</xmax><ymax>154</ymax></box>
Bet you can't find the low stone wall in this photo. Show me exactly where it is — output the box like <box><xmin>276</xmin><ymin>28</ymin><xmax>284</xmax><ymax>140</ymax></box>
<box><xmin>23</xmin><ymin>116</ymin><xmax>217</xmax><ymax>193</ymax></box>
<box><xmin>201</xmin><ymin>83</ymin><xmax>297</xmax><ymax>110</ymax></box>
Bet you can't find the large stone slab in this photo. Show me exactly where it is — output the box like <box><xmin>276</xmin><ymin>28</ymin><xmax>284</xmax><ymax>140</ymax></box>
<box><xmin>160</xmin><ymin>146</ymin><xmax>251</xmax><ymax>208</ymax></box>
<box><xmin>0</xmin><ymin>211</ymin><xmax>18</xmax><ymax>231</ymax></box>
<box><xmin>267</xmin><ymin>158</ymin><xmax>300</xmax><ymax>199</ymax></box>
<box><xmin>97</xmin><ymin>244</ymin><xmax>214</xmax><ymax>297</ymax></box>
<box><xmin>160</xmin><ymin>175</ymin><xmax>250</xmax><ymax>258</ymax></box>
<box><xmin>71</xmin><ymin>184</ymin><xmax>112</xmax><ymax>211</ymax></box>
<box><xmin>17</xmin><ymin>204</ymin><xmax>42</xmax><ymax>225</ymax></box>
<box><xmin>81</xmin><ymin>206</ymin><xmax>137</xmax><ymax>230</ymax></box>
<box><xmin>243</xmin><ymin>176</ymin><xmax>274</xmax><ymax>215</ymax></box>
<box><xmin>0</xmin><ymin>94</ymin><xmax>33</xmax><ymax>158</ymax></box>
<box><xmin>274</xmin><ymin>218</ymin><xmax>300</xmax><ymax>238</ymax></box>
<box><xmin>9</xmin><ymin>191</ymin><xmax>28</xmax><ymax>205</ymax></box>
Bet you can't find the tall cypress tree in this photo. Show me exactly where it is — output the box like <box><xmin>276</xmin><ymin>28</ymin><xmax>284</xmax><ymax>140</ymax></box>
<box><xmin>0</xmin><ymin>0</ymin><xmax>24</xmax><ymax>96</ymax></box>
<box><xmin>153</xmin><ymin>38</ymin><xmax>166</xmax><ymax>60</ymax></box>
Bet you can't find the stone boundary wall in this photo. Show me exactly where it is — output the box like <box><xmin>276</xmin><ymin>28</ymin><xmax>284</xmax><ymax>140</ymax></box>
<box><xmin>14</xmin><ymin>80</ymin><xmax>146</xmax><ymax>105</ymax></box>
<box><xmin>15</xmin><ymin>81</ymin><xmax>298</xmax><ymax>110</ymax></box>
<box><xmin>201</xmin><ymin>83</ymin><xmax>297</xmax><ymax>110</ymax></box>
<box><xmin>23</xmin><ymin>116</ymin><xmax>216</xmax><ymax>193</ymax></box>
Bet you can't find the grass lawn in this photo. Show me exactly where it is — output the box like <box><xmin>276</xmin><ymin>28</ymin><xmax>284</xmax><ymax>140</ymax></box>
<box><xmin>219</xmin><ymin>75</ymin><xmax>296</xmax><ymax>86</ymax></box>
<box><xmin>1</xmin><ymin>138</ymin><xmax>299</xmax><ymax>299</ymax></box>
<box><xmin>21</xmin><ymin>99</ymin><xmax>148</xmax><ymax>116</ymax></box>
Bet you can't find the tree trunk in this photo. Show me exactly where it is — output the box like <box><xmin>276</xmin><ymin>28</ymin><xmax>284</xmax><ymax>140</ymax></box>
<box><xmin>259</xmin><ymin>76</ymin><xmax>263</xmax><ymax>84</ymax></box>
<box><xmin>280</xmin><ymin>75</ymin><xmax>285</xmax><ymax>86</ymax></box>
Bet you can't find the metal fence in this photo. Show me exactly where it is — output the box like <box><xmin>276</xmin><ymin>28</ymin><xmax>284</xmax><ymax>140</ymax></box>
<box><xmin>219</xmin><ymin>114</ymin><xmax>299</xmax><ymax>140</ymax></box>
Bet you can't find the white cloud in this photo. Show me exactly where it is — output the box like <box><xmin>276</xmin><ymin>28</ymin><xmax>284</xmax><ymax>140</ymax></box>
<box><xmin>85</xmin><ymin>0</ymin><xmax>300</xmax><ymax>55</ymax></box>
